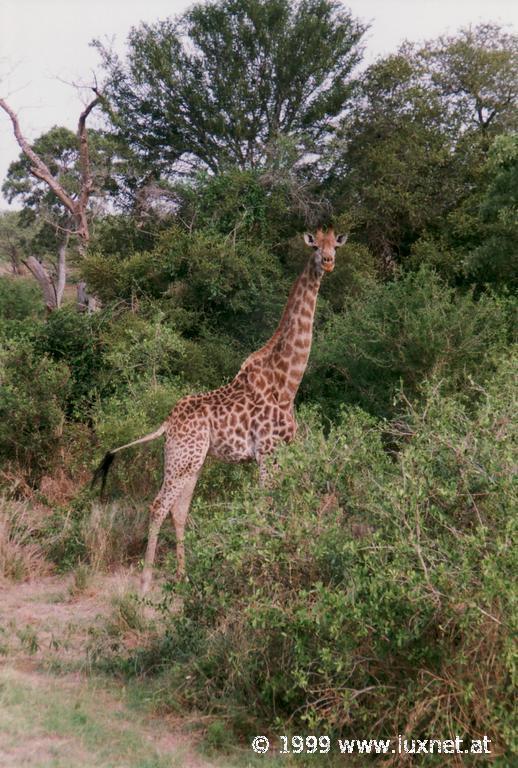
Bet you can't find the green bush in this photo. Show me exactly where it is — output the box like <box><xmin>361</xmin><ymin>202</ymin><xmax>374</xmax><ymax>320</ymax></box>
<box><xmin>99</xmin><ymin>311</ymin><xmax>186</xmax><ymax>388</ymax></box>
<box><xmin>304</xmin><ymin>267</ymin><xmax>509</xmax><ymax>419</ymax></box>
<box><xmin>175</xmin><ymin>165</ymin><xmax>326</xmax><ymax>244</ymax></box>
<box><xmin>92</xmin><ymin>378</ymin><xmax>186</xmax><ymax>498</ymax></box>
<box><xmin>123</xmin><ymin>353</ymin><xmax>517</xmax><ymax>759</ymax></box>
<box><xmin>36</xmin><ymin>306</ymin><xmax>105</xmax><ymax>416</ymax></box>
<box><xmin>0</xmin><ymin>339</ymin><xmax>70</xmax><ymax>478</ymax></box>
<box><xmin>0</xmin><ymin>276</ymin><xmax>44</xmax><ymax>321</ymax></box>
<box><xmin>80</xmin><ymin>248</ymin><xmax>170</xmax><ymax>304</ymax></box>
<box><xmin>82</xmin><ymin>226</ymin><xmax>287</xmax><ymax>348</ymax></box>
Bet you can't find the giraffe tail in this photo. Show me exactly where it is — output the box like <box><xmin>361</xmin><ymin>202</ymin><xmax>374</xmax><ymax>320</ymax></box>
<box><xmin>91</xmin><ymin>424</ymin><xmax>167</xmax><ymax>497</ymax></box>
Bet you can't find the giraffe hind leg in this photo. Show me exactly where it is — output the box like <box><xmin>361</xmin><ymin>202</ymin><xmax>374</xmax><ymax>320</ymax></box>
<box><xmin>141</xmin><ymin>489</ymin><xmax>169</xmax><ymax>595</ymax></box>
<box><xmin>140</xmin><ymin>475</ymin><xmax>198</xmax><ymax>595</ymax></box>
<box><xmin>140</xmin><ymin>429</ymin><xmax>208</xmax><ymax>594</ymax></box>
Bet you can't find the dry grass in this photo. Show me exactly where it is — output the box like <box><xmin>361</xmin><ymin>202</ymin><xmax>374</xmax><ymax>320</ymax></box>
<box><xmin>80</xmin><ymin>501</ymin><xmax>149</xmax><ymax>571</ymax></box>
<box><xmin>0</xmin><ymin>496</ymin><xmax>52</xmax><ymax>582</ymax></box>
<box><xmin>39</xmin><ymin>468</ymin><xmax>82</xmax><ymax>506</ymax></box>
<box><xmin>0</xmin><ymin>494</ymin><xmax>149</xmax><ymax>586</ymax></box>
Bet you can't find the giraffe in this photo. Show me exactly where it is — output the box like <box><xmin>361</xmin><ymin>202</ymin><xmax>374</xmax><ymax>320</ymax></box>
<box><xmin>92</xmin><ymin>228</ymin><xmax>347</xmax><ymax>593</ymax></box>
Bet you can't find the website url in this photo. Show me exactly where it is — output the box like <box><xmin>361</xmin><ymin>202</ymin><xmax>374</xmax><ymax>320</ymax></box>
<box><xmin>250</xmin><ymin>734</ymin><xmax>492</xmax><ymax>756</ymax></box>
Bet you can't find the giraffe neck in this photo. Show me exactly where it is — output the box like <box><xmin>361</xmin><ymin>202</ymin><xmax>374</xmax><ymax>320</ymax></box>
<box><xmin>249</xmin><ymin>255</ymin><xmax>322</xmax><ymax>404</ymax></box>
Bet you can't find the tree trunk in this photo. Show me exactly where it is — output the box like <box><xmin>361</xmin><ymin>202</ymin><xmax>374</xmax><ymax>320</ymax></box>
<box><xmin>22</xmin><ymin>256</ymin><xmax>58</xmax><ymax>311</ymax></box>
<box><xmin>55</xmin><ymin>235</ymin><xmax>69</xmax><ymax>307</ymax></box>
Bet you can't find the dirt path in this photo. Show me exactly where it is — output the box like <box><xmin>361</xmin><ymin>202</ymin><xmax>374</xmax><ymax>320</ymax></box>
<box><xmin>0</xmin><ymin>571</ymin><xmax>220</xmax><ymax>768</ymax></box>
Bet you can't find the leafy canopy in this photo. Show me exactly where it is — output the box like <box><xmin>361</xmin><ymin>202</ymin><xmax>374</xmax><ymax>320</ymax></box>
<box><xmin>95</xmin><ymin>0</ymin><xmax>366</xmax><ymax>173</ymax></box>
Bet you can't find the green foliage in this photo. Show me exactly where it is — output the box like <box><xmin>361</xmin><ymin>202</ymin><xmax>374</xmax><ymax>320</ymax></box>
<box><xmin>410</xmin><ymin>132</ymin><xmax>518</xmax><ymax>291</ymax></box>
<box><xmin>2</xmin><ymin>126</ymin><xmax>120</xmax><ymax>219</ymax></box>
<box><xmin>90</xmin><ymin>214</ymin><xmax>161</xmax><ymax>257</ymax></box>
<box><xmin>83</xmin><ymin>226</ymin><xmax>286</xmax><ymax>349</ymax></box>
<box><xmin>329</xmin><ymin>50</ymin><xmax>457</xmax><ymax>261</ymax></box>
<box><xmin>35</xmin><ymin>307</ymin><xmax>105</xmax><ymax>416</ymax></box>
<box><xmin>2</xmin><ymin>126</ymin><xmax>80</xmax><ymax>212</ymax></box>
<box><xmin>180</xmin><ymin>328</ymin><xmax>245</xmax><ymax>390</ymax></box>
<box><xmin>136</xmin><ymin>357</ymin><xmax>516</xmax><ymax>755</ymax></box>
<box><xmin>79</xmin><ymin>248</ymin><xmax>169</xmax><ymax>304</ymax></box>
<box><xmin>328</xmin><ymin>24</ymin><xmax>517</xmax><ymax>270</ymax></box>
<box><xmin>100</xmin><ymin>311</ymin><xmax>186</xmax><ymax>387</ymax></box>
<box><xmin>420</xmin><ymin>24</ymin><xmax>518</xmax><ymax>136</ymax></box>
<box><xmin>0</xmin><ymin>276</ymin><xmax>44</xmax><ymax>322</ymax></box>
<box><xmin>0</xmin><ymin>339</ymin><xmax>70</xmax><ymax>477</ymax></box>
<box><xmin>464</xmin><ymin>133</ymin><xmax>518</xmax><ymax>289</ymax></box>
<box><xmin>177</xmin><ymin>164</ymin><xmax>331</xmax><ymax>244</ymax></box>
<box><xmin>304</xmin><ymin>267</ymin><xmax>509</xmax><ymax>419</ymax></box>
<box><xmin>92</xmin><ymin>379</ymin><xmax>186</xmax><ymax>497</ymax></box>
<box><xmin>95</xmin><ymin>0</ymin><xmax>365</xmax><ymax>173</ymax></box>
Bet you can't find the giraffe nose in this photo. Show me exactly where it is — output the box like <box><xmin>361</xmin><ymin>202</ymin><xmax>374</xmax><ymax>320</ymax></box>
<box><xmin>322</xmin><ymin>258</ymin><xmax>334</xmax><ymax>272</ymax></box>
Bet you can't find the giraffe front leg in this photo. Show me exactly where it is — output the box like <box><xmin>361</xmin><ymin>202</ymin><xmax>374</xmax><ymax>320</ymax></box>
<box><xmin>257</xmin><ymin>455</ymin><xmax>268</xmax><ymax>488</ymax></box>
<box><xmin>256</xmin><ymin>448</ymin><xmax>278</xmax><ymax>489</ymax></box>
<box><xmin>171</xmin><ymin>473</ymin><xmax>200</xmax><ymax>581</ymax></box>
<box><xmin>141</xmin><ymin>427</ymin><xmax>208</xmax><ymax>593</ymax></box>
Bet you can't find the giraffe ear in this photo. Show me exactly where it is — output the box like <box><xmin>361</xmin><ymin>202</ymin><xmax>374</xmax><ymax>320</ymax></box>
<box><xmin>335</xmin><ymin>233</ymin><xmax>348</xmax><ymax>247</ymax></box>
<box><xmin>304</xmin><ymin>233</ymin><xmax>315</xmax><ymax>246</ymax></box>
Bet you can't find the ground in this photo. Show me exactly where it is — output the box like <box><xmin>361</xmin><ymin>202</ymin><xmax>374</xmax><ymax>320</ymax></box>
<box><xmin>0</xmin><ymin>571</ymin><xmax>235</xmax><ymax>768</ymax></box>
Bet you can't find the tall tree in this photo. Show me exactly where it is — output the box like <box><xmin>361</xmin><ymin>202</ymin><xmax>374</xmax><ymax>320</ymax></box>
<box><xmin>327</xmin><ymin>24</ymin><xmax>518</xmax><ymax>269</ymax></box>
<box><xmin>327</xmin><ymin>51</ymin><xmax>458</xmax><ymax>267</ymax></box>
<box><xmin>0</xmin><ymin>97</ymin><xmax>101</xmax><ymax>247</ymax></box>
<box><xmin>421</xmin><ymin>23</ymin><xmax>518</xmax><ymax>138</ymax></box>
<box><xmin>95</xmin><ymin>0</ymin><xmax>366</xmax><ymax>175</ymax></box>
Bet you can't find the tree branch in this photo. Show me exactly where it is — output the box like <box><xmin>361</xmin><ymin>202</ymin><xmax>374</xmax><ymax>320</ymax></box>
<box><xmin>0</xmin><ymin>98</ymin><xmax>77</xmax><ymax>215</ymax></box>
<box><xmin>76</xmin><ymin>95</ymin><xmax>100</xmax><ymax>246</ymax></box>
<box><xmin>0</xmin><ymin>94</ymin><xmax>100</xmax><ymax>247</ymax></box>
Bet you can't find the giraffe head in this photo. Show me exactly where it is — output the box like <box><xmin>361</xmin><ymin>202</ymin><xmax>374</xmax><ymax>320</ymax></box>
<box><xmin>303</xmin><ymin>228</ymin><xmax>347</xmax><ymax>273</ymax></box>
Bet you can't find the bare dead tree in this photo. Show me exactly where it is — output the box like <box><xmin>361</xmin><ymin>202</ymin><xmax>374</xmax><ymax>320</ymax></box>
<box><xmin>0</xmin><ymin>93</ymin><xmax>100</xmax><ymax>309</ymax></box>
<box><xmin>19</xmin><ymin>232</ymin><xmax>70</xmax><ymax>310</ymax></box>
<box><xmin>22</xmin><ymin>255</ymin><xmax>59</xmax><ymax>309</ymax></box>
<box><xmin>75</xmin><ymin>96</ymin><xmax>100</xmax><ymax>249</ymax></box>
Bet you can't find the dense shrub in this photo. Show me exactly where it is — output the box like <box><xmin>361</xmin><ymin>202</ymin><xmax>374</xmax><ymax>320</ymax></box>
<box><xmin>80</xmin><ymin>248</ymin><xmax>170</xmax><ymax>305</ymax></box>
<box><xmin>99</xmin><ymin>311</ymin><xmax>186</xmax><ymax>388</ymax></box>
<box><xmin>0</xmin><ymin>276</ymin><xmax>44</xmax><ymax>321</ymax></box>
<box><xmin>92</xmin><ymin>378</ymin><xmax>186</xmax><ymax>498</ymax></box>
<box><xmin>137</xmin><ymin>354</ymin><xmax>516</xmax><ymax>758</ymax></box>
<box><xmin>0</xmin><ymin>339</ymin><xmax>70</xmax><ymax>479</ymax></box>
<box><xmin>82</xmin><ymin>226</ymin><xmax>287</xmax><ymax>347</ymax></box>
<box><xmin>304</xmin><ymin>267</ymin><xmax>509</xmax><ymax>419</ymax></box>
<box><xmin>35</xmin><ymin>306</ymin><xmax>105</xmax><ymax>416</ymax></box>
<box><xmin>175</xmin><ymin>165</ymin><xmax>330</xmax><ymax>244</ymax></box>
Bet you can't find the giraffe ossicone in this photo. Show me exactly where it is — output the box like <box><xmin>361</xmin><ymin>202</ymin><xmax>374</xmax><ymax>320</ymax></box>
<box><xmin>92</xmin><ymin>228</ymin><xmax>347</xmax><ymax>594</ymax></box>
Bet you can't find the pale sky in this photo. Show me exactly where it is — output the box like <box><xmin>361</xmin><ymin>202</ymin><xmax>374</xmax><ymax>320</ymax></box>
<box><xmin>1</xmin><ymin>0</ymin><xmax>517</xmax><ymax>207</ymax></box>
